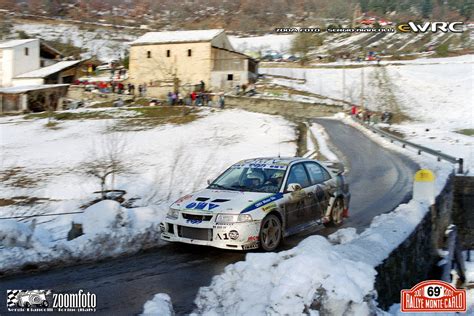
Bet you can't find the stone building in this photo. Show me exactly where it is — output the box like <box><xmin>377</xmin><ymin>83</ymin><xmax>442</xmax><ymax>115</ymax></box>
<box><xmin>0</xmin><ymin>84</ymin><xmax>69</xmax><ymax>113</ymax></box>
<box><xmin>129</xmin><ymin>29</ymin><xmax>258</xmax><ymax>98</ymax></box>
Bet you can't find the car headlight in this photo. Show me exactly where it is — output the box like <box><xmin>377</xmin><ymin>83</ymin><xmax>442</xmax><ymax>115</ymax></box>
<box><xmin>216</xmin><ymin>214</ymin><xmax>252</xmax><ymax>224</ymax></box>
<box><xmin>167</xmin><ymin>208</ymin><xmax>179</xmax><ymax>220</ymax></box>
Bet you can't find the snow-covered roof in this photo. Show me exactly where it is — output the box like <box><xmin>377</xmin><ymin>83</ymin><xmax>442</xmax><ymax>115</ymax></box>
<box><xmin>15</xmin><ymin>60</ymin><xmax>82</xmax><ymax>79</ymax></box>
<box><xmin>0</xmin><ymin>84</ymin><xmax>69</xmax><ymax>94</ymax></box>
<box><xmin>131</xmin><ymin>29</ymin><xmax>225</xmax><ymax>45</ymax></box>
<box><xmin>0</xmin><ymin>39</ymin><xmax>38</xmax><ymax>49</ymax></box>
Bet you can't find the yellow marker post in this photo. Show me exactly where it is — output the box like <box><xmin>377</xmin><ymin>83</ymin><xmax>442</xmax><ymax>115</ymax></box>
<box><xmin>413</xmin><ymin>169</ymin><xmax>435</xmax><ymax>204</ymax></box>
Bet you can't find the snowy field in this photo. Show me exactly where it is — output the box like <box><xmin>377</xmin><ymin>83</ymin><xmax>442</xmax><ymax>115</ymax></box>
<box><xmin>261</xmin><ymin>55</ymin><xmax>474</xmax><ymax>173</ymax></box>
<box><xmin>0</xmin><ymin>108</ymin><xmax>296</xmax><ymax>272</ymax></box>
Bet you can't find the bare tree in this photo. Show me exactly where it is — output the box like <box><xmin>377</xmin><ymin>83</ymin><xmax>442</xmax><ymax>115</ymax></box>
<box><xmin>83</xmin><ymin>133</ymin><xmax>131</xmax><ymax>199</ymax></box>
<box><xmin>290</xmin><ymin>33</ymin><xmax>323</xmax><ymax>65</ymax></box>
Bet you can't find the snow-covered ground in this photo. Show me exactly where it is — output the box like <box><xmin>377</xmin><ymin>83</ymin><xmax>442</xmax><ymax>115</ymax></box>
<box><xmin>0</xmin><ymin>108</ymin><xmax>296</xmax><ymax>272</ymax></box>
<box><xmin>228</xmin><ymin>34</ymin><xmax>293</xmax><ymax>54</ymax></box>
<box><xmin>191</xmin><ymin>113</ymin><xmax>458</xmax><ymax>315</ymax></box>
<box><xmin>141</xmin><ymin>293</ymin><xmax>174</xmax><ymax>316</ymax></box>
<box><xmin>261</xmin><ymin>55</ymin><xmax>474</xmax><ymax>173</ymax></box>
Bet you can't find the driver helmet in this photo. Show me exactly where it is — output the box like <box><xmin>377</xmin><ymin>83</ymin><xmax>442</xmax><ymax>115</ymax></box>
<box><xmin>246</xmin><ymin>170</ymin><xmax>265</xmax><ymax>186</ymax></box>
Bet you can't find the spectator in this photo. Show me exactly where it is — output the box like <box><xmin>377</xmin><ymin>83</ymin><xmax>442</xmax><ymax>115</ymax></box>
<box><xmin>171</xmin><ymin>92</ymin><xmax>177</xmax><ymax>105</ymax></box>
<box><xmin>242</xmin><ymin>83</ymin><xmax>247</xmax><ymax>94</ymax></box>
<box><xmin>218</xmin><ymin>92</ymin><xmax>225</xmax><ymax>109</ymax></box>
<box><xmin>351</xmin><ymin>105</ymin><xmax>357</xmax><ymax>116</ymax></box>
<box><xmin>167</xmin><ymin>92</ymin><xmax>173</xmax><ymax>105</ymax></box>
<box><xmin>191</xmin><ymin>91</ymin><xmax>197</xmax><ymax>105</ymax></box>
<box><xmin>138</xmin><ymin>85</ymin><xmax>143</xmax><ymax>97</ymax></box>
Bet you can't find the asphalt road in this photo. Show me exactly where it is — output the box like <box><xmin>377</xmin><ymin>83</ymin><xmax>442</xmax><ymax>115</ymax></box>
<box><xmin>0</xmin><ymin>119</ymin><xmax>418</xmax><ymax>316</ymax></box>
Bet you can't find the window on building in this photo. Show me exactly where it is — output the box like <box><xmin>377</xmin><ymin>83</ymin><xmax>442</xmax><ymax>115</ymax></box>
<box><xmin>24</xmin><ymin>47</ymin><xmax>29</xmax><ymax>56</ymax></box>
<box><xmin>188</xmin><ymin>49</ymin><xmax>192</xmax><ymax>57</ymax></box>
<box><xmin>147</xmin><ymin>51</ymin><xmax>151</xmax><ymax>58</ymax></box>
<box><xmin>227</xmin><ymin>74</ymin><xmax>234</xmax><ymax>81</ymax></box>
<box><xmin>166</xmin><ymin>50</ymin><xmax>170</xmax><ymax>57</ymax></box>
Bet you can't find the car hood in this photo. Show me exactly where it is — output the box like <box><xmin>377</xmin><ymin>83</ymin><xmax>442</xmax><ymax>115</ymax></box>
<box><xmin>171</xmin><ymin>188</ymin><xmax>277</xmax><ymax>214</ymax></box>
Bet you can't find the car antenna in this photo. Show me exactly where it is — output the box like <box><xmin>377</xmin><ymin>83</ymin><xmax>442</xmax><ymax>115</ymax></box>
<box><xmin>278</xmin><ymin>128</ymin><xmax>281</xmax><ymax>158</ymax></box>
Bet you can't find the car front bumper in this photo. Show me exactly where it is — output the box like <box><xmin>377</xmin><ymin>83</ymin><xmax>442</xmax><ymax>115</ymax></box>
<box><xmin>160</xmin><ymin>217</ymin><xmax>261</xmax><ymax>251</ymax></box>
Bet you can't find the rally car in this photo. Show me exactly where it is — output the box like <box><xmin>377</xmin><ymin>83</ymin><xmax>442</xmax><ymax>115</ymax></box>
<box><xmin>160</xmin><ymin>157</ymin><xmax>350</xmax><ymax>251</ymax></box>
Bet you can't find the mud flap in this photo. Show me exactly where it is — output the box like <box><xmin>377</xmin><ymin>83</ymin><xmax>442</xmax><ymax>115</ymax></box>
<box><xmin>323</xmin><ymin>196</ymin><xmax>337</xmax><ymax>223</ymax></box>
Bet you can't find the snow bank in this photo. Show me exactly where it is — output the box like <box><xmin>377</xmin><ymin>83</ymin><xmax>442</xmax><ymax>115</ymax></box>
<box><xmin>193</xmin><ymin>114</ymin><xmax>454</xmax><ymax>315</ymax></box>
<box><xmin>309</xmin><ymin>123</ymin><xmax>338</xmax><ymax>161</ymax></box>
<box><xmin>194</xmin><ymin>236</ymin><xmax>376</xmax><ymax>315</ymax></box>
<box><xmin>141</xmin><ymin>293</ymin><xmax>175</xmax><ymax>316</ymax></box>
<box><xmin>0</xmin><ymin>200</ymin><xmax>164</xmax><ymax>274</ymax></box>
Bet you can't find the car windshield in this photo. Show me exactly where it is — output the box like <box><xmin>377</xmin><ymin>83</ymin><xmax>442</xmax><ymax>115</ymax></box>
<box><xmin>209</xmin><ymin>166</ymin><xmax>287</xmax><ymax>193</ymax></box>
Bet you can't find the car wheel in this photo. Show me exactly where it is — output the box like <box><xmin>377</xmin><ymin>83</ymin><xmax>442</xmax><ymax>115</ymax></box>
<box><xmin>42</xmin><ymin>300</ymin><xmax>49</xmax><ymax>307</ymax></box>
<box><xmin>324</xmin><ymin>198</ymin><xmax>344</xmax><ymax>227</ymax></box>
<box><xmin>24</xmin><ymin>302</ymin><xmax>31</xmax><ymax>308</ymax></box>
<box><xmin>259</xmin><ymin>214</ymin><xmax>282</xmax><ymax>251</ymax></box>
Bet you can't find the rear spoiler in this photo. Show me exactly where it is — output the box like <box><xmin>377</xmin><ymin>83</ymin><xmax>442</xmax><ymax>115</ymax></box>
<box><xmin>321</xmin><ymin>161</ymin><xmax>345</xmax><ymax>175</ymax></box>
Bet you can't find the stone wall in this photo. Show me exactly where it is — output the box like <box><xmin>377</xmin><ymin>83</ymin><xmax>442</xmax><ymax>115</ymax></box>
<box><xmin>452</xmin><ymin>176</ymin><xmax>474</xmax><ymax>249</ymax></box>
<box><xmin>374</xmin><ymin>174</ymin><xmax>454</xmax><ymax>310</ymax></box>
<box><xmin>225</xmin><ymin>95</ymin><xmax>342</xmax><ymax>119</ymax></box>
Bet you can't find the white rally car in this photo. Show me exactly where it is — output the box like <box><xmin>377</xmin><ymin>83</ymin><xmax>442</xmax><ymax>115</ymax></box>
<box><xmin>160</xmin><ymin>157</ymin><xmax>350</xmax><ymax>251</ymax></box>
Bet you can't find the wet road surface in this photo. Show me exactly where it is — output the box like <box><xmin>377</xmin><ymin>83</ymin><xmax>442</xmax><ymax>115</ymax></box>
<box><xmin>0</xmin><ymin>119</ymin><xmax>418</xmax><ymax>315</ymax></box>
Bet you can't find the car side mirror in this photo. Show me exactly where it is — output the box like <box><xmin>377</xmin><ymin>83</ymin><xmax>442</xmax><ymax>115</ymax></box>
<box><xmin>286</xmin><ymin>183</ymin><xmax>302</xmax><ymax>192</ymax></box>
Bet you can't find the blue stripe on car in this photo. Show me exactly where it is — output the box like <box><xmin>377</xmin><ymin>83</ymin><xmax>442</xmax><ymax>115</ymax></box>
<box><xmin>240</xmin><ymin>193</ymin><xmax>284</xmax><ymax>214</ymax></box>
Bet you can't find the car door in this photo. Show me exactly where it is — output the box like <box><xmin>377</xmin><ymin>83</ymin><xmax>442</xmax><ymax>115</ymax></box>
<box><xmin>304</xmin><ymin>162</ymin><xmax>333</xmax><ymax>220</ymax></box>
<box><xmin>283</xmin><ymin>163</ymin><xmax>313</xmax><ymax>229</ymax></box>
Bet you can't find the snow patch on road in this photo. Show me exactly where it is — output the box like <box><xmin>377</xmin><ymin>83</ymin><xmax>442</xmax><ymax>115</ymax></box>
<box><xmin>309</xmin><ymin>123</ymin><xmax>338</xmax><ymax>161</ymax></box>
<box><xmin>141</xmin><ymin>293</ymin><xmax>175</xmax><ymax>316</ymax></box>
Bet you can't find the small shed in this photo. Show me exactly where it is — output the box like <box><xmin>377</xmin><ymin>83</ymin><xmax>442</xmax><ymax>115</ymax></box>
<box><xmin>12</xmin><ymin>60</ymin><xmax>84</xmax><ymax>86</ymax></box>
<box><xmin>0</xmin><ymin>84</ymin><xmax>69</xmax><ymax>113</ymax></box>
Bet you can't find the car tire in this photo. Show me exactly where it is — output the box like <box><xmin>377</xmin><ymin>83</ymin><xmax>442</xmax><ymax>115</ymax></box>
<box><xmin>42</xmin><ymin>300</ymin><xmax>49</xmax><ymax>307</ymax></box>
<box><xmin>324</xmin><ymin>197</ymin><xmax>344</xmax><ymax>228</ymax></box>
<box><xmin>259</xmin><ymin>214</ymin><xmax>282</xmax><ymax>252</ymax></box>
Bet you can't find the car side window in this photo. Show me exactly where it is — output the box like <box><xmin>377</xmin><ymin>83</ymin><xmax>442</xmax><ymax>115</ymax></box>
<box><xmin>305</xmin><ymin>162</ymin><xmax>331</xmax><ymax>185</ymax></box>
<box><xmin>285</xmin><ymin>163</ymin><xmax>310</xmax><ymax>190</ymax></box>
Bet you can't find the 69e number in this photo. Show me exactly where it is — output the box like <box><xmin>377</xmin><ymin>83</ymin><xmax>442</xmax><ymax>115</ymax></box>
<box><xmin>424</xmin><ymin>285</ymin><xmax>444</xmax><ymax>298</ymax></box>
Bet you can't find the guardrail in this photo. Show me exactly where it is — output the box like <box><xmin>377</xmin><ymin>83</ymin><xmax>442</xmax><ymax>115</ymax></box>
<box><xmin>353</xmin><ymin>117</ymin><xmax>464</xmax><ymax>174</ymax></box>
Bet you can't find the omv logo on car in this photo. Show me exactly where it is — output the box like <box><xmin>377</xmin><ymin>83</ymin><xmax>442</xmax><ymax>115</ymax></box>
<box><xmin>185</xmin><ymin>202</ymin><xmax>220</xmax><ymax>211</ymax></box>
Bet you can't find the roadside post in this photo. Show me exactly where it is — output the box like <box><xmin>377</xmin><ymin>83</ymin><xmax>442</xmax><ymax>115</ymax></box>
<box><xmin>413</xmin><ymin>169</ymin><xmax>435</xmax><ymax>204</ymax></box>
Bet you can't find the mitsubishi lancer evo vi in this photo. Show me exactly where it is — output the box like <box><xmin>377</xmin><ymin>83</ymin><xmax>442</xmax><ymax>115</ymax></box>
<box><xmin>160</xmin><ymin>157</ymin><xmax>350</xmax><ymax>251</ymax></box>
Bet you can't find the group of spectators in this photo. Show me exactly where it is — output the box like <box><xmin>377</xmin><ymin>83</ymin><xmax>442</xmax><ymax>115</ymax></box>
<box><xmin>74</xmin><ymin>80</ymin><xmax>149</xmax><ymax>97</ymax></box>
<box><xmin>235</xmin><ymin>83</ymin><xmax>257</xmax><ymax>96</ymax></box>
<box><xmin>351</xmin><ymin>105</ymin><xmax>392</xmax><ymax>124</ymax></box>
<box><xmin>165</xmin><ymin>90</ymin><xmax>225</xmax><ymax>108</ymax></box>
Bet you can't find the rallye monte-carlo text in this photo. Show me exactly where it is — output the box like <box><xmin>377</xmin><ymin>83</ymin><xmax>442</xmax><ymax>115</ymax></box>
<box><xmin>160</xmin><ymin>157</ymin><xmax>350</xmax><ymax>251</ymax></box>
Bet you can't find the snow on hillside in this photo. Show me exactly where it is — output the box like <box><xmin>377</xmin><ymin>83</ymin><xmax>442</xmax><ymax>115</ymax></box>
<box><xmin>0</xmin><ymin>108</ymin><xmax>296</xmax><ymax>272</ymax></box>
<box><xmin>228</xmin><ymin>34</ymin><xmax>294</xmax><ymax>53</ymax></box>
<box><xmin>13</xmin><ymin>22</ymin><xmax>137</xmax><ymax>61</ymax></box>
<box><xmin>261</xmin><ymin>55</ymin><xmax>474</xmax><ymax>173</ymax></box>
<box><xmin>12</xmin><ymin>21</ymin><xmax>294</xmax><ymax>60</ymax></box>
